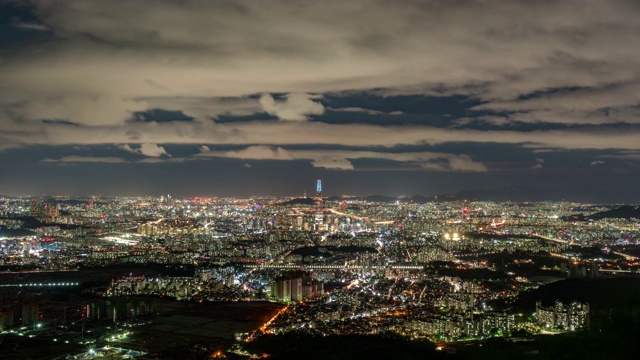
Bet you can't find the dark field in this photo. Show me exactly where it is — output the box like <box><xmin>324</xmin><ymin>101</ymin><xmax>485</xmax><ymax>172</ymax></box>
<box><xmin>121</xmin><ymin>300</ymin><xmax>284</xmax><ymax>358</ymax></box>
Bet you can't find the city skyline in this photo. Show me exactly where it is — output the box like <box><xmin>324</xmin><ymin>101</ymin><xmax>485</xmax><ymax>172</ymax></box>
<box><xmin>1</xmin><ymin>1</ymin><xmax>640</xmax><ymax>202</ymax></box>
<box><xmin>0</xmin><ymin>192</ymin><xmax>635</xmax><ymax>358</ymax></box>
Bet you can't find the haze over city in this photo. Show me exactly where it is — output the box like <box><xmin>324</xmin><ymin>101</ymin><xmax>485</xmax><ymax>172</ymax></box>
<box><xmin>1</xmin><ymin>1</ymin><xmax>640</xmax><ymax>201</ymax></box>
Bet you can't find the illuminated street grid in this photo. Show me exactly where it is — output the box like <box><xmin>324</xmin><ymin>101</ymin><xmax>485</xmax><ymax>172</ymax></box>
<box><xmin>1</xmin><ymin>194</ymin><xmax>639</xmax><ymax>357</ymax></box>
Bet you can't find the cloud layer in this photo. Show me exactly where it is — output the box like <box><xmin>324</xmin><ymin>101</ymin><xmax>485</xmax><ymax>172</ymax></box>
<box><xmin>1</xmin><ymin>0</ymin><xmax>640</xmax><ymax>179</ymax></box>
<box><xmin>196</xmin><ymin>145</ymin><xmax>488</xmax><ymax>172</ymax></box>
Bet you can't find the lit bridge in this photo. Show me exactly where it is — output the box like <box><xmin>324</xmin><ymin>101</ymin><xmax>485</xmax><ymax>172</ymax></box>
<box><xmin>598</xmin><ymin>269</ymin><xmax>635</xmax><ymax>274</ymax></box>
<box><xmin>0</xmin><ymin>282</ymin><xmax>80</xmax><ymax>287</ymax></box>
<box><xmin>531</xmin><ymin>233</ymin><xmax>569</xmax><ymax>244</ymax></box>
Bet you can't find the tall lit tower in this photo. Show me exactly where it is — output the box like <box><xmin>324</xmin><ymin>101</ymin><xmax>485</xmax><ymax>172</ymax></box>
<box><xmin>315</xmin><ymin>179</ymin><xmax>324</xmax><ymax>225</ymax></box>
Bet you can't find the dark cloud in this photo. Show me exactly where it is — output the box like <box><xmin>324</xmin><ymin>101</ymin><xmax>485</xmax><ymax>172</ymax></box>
<box><xmin>131</xmin><ymin>109</ymin><xmax>195</xmax><ymax>123</ymax></box>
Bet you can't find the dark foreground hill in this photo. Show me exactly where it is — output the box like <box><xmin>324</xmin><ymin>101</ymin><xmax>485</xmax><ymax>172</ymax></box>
<box><xmin>245</xmin><ymin>278</ymin><xmax>640</xmax><ymax>360</ymax></box>
<box><xmin>245</xmin><ymin>333</ymin><xmax>450</xmax><ymax>360</ymax></box>
<box><xmin>565</xmin><ymin>205</ymin><xmax>640</xmax><ymax>221</ymax></box>
<box><xmin>590</xmin><ymin>205</ymin><xmax>640</xmax><ymax>220</ymax></box>
<box><xmin>511</xmin><ymin>277</ymin><xmax>640</xmax><ymax>313</ymax></box>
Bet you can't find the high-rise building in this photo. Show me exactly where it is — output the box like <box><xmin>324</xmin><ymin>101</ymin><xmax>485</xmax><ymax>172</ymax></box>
<box><xmin>315</xmin><ymin>179</ymin><xmax>324</xmax><ymax>226</ymax></box>
<box><xmin>536</xmin><ymin>300</ymin><xmax>589</xmax><ymax>331</ymax></box>
<box><xmin>273</xmin><ymin>278</ymin><xmax>292</xmax><ymax>302</ymax></box>
<box><xmin>272</xmin><ymin>272</ymin><xmax>323</xmax><ymax>302</ymax></box>
<box><xmin>30</xmin><ymin>201</ymin><xmax>59</xmax><ymax>217</ymax></box>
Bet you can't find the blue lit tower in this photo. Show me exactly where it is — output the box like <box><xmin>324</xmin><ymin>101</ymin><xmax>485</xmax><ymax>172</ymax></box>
<box><xmin>315</xmin><ymin>179</ymin><xmax>324</xmax><ymax>225</ymax></box>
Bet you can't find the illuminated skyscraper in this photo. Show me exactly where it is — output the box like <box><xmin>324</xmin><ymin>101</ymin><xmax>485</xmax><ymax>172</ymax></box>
<box><xmin>315</xmin><ymin>179</ymin><xmax>324</xmax><ymax>226</ymax></box>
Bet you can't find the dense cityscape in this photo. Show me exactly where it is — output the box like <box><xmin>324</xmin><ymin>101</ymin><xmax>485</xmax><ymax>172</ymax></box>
<box><xmin>3</xmin><ymin>1</ymin><xmax>640</xmax><ymax>358</ymax></box>
<box><xmin>1</xmin><ymin>180</ymin><xmax>639</xmax><ymax>358</ymax></box>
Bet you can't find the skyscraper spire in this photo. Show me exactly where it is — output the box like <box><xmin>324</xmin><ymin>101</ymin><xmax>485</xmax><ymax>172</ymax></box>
<box><xmin>315</xmin><ymin>179</ymin><xmax>324</xmax><ymax>227</ymax></box>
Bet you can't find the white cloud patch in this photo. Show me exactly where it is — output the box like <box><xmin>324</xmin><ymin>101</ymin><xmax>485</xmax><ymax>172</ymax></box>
<box><xmin>259</xmin><ymin>93</ymin><xmax>325</xmax><ymax>121</ymax></box>
<box><xmin>118</xmin><ymin>144</ymin><xmax>136</xmax><ymax>153</ymax></box>
<box><xmin>118</xmin><ymin>143</ymin><xmax>170</xmax><ymax>157</ymax></box>
<box><xmin>311</xmin><ymin>157</ymin><xmax>355</xmax><ymax>170</ymax></box>
<box><xmin>139</xmin><ymin>143</ymin><xmax>170</xmax><ymax>157</ymax></box>
<box><xmin>448</xmin><ymin>155</ymin><xmax>490</xmax><ymax>172</ymax></box>
<box><xmin>591</xmin><ymin>160</ymin><xmax>606</xmax><ymax>166</ymax></box>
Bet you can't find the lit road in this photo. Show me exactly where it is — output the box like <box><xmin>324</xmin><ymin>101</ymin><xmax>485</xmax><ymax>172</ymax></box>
<box><xmin>244</xmin><ymin>264</ymin><xmax>423</xmax><ymax>271</ymax></box>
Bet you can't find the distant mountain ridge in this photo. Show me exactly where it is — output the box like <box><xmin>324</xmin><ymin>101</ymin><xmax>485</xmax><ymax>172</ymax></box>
<box><xmin>5</xmin><ymin>185</ymin><xmax>639</xmax><ymax>205</ymax></box>
<box><xmin>279</xmin><ymin>197</ymin><xmax>316</xmax><ymax>205</ymax></box>
<box><xmin>565</xmin><ymin>205</ymin><xmax>640</xmax><ymax>221</ymax></box>
<box><xmin>279</xmin><ymin>186</ymin><xmax>638</xmax><ymax>204</ymax></box>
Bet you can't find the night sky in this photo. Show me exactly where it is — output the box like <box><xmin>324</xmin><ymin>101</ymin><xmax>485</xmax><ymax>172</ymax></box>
<box><xmin>1</xmin><ymin>1</ymin><xmax>640</xmax><ymax>202</ymax></box>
